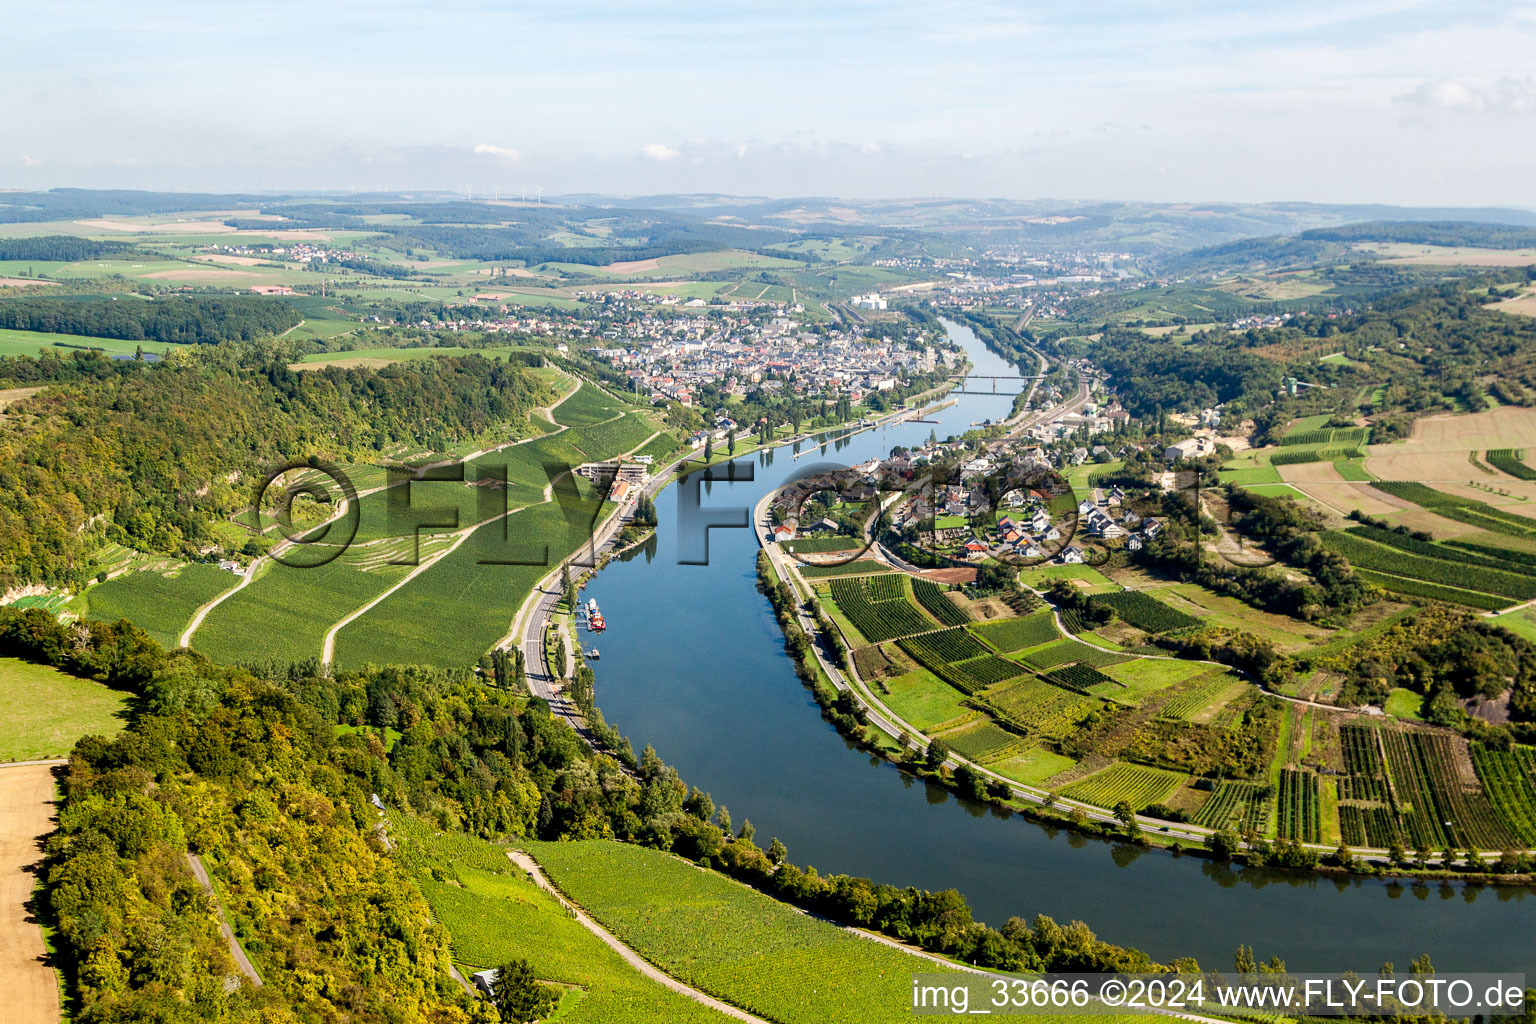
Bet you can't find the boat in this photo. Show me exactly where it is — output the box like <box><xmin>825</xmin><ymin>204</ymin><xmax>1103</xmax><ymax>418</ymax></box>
<box><xmin>587</xmin><ymin>598</ymin><xmax>598</xmax><ymax>614</ymax></box>
<box><xmin>590</xmin><ymin>612</ymin><xmax>606</xmax><ymax>631</ymax></box>
<box><xmin>586</xmin><ymin>649</ymin><xmax>600</xmax><ymax>659</ymax></box>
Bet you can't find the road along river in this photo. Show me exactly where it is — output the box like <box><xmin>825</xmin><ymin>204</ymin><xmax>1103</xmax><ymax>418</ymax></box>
<box><xmin>578</xmin><ymin>320</ymin><xmax>1536</xmax><ymax>974</ymax></box>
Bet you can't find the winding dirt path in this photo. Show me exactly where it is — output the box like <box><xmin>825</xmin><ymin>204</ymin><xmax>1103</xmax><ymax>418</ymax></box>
<box><xmin>0</xmin><ymin>762</ymin><xmax>63</xmax><ymax>1024</ymax></box>
<box><xmin>506</xmin><ymin>851</ymin><xmax>767</xmax><ymax>1024</ymax></box>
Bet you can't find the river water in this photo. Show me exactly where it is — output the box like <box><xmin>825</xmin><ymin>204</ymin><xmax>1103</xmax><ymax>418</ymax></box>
<box><xmin>582</xmin><ymin>320</ymin><xmax>1534</xmax><ymax>973</ymax></box>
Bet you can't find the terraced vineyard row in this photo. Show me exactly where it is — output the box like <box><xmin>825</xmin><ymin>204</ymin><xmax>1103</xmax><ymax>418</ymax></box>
<box><xmin>1382</xmin><ymin>729</ymin><xmax>1514</xmax><ymax>850</ymax></box>
<box><xmin>1277</xmin><ymin>769</ymin><xmax>1321</xmax><ymax>843</ymax></box>
<box><xmin>1339</xmin><ymin>806</ymin><xmax>1402</xmax><ymax>849</ymax></box>
<box><xmin>1488</xmin><ymin>448</ymin><xmax>1536</xmax><ymax>481</ymax></box>
<box><xmin>1159</xmin><ymin>672</ymin><xmax>1241</xmax><ymax>720</ymax></box>
<box><xmin>1279</xmin><ymin>426</ymin><xmax>1368</xmax><ymax>446</ymax></box>
<box><xmin>1090</xmin><ymin>590</ymin><xmax>1201</xmax><ymax>633</ymax></box>
<box><xmin>1345</xmin><ymin>523</ymin><xmax>1536</xmax><ymax>577</ymax></box>
<box><xmin>1352</xmin><ymin>568</ymin><xmax>1509</xmax><ymax>611</ymax></box>
<box><xmin>974</xmin><ymin>612</ymin><xmax>1059</xmax><ymax>652</ymax></box>
<box><xmin>1371</xmin><ymin>481</ymin><xmax>1536</xmax><ymax>539</ymax></box>
<box><xmin>911</xmin><ymin>577</ymin><xmax>970</xmax><ymax>626</ymax></box>
<box><xmin>1193</xmin><ymin>781</ymin><xmax>1269</xmax><ymax>833</ymax></box>
<box><xmin>1060</xmin><ymin>763</ymin><xmax>1185</xmax><ymax>810</ymax></box>
<box><xmin>898</xmin><ymin>629</ymin><xmax>1023</xmax><ymax>693</ymax></box>
<box><xmin>827</xmin><ymin>575</ymin><xmax>934</xmax><ymax>642</ymax></box>
<box><xmin>1470</xmin><ymin>744</ymin><xmax>1536</xmax><ymax>847</ymax></box>
<box><xmin>1047</xmin><ymin>663</ymin><xmax>1116</xmax><ymax>694</ymax></box>
<box><xmin>975</xmin><ymin>677</ymin><xmax>1100</xmax><ymax>740</ymax></box>
<box><xmin>1323</xmin><ymin>530</ymin><xmax>1536</xmax><ymax>600</ymax></box>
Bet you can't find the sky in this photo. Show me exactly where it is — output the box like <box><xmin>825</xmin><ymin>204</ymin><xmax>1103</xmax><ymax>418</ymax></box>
<box><xmin>5</xmin><ymin>0</ymin><xmax>1536</xmax><ymax>206</ymax></box>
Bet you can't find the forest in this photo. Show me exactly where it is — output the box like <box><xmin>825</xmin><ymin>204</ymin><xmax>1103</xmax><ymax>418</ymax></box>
<box><xmin>1300</xmin><ymin>220</ymin><xmax>1536</xmax><ymax>248</ymax></box>
<box><xmin>0</xmin><ymin>349</ymin><xmax>554</xmax><ymax>589</ymax></box>
<box><xmin>0</xmin><ymin>235</ymin><xmax>138</xmax><ymax>261</ymax></box>
<box><xmin>0</xmin><ymin>295</ymin><xmax>302</xmax><ymax>344</ymax></box>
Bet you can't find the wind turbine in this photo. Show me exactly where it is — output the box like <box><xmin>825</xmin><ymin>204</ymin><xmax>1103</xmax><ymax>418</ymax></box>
<box><xmin>536</xmin><ymin>186</ymin><xmax>543</xmax><ymax>204</ymax></box>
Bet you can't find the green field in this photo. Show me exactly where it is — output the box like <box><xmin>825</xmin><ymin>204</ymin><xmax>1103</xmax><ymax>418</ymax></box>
<box><xmin>880</xmin><ymin>667</ymin><xmax>971</xmax><ymax>730</ymax></box>
<box><xmin>990</xmin><ymin>745</ymin><xmax>1077</xmax><ymax>786</ymax></box>
<box><xmin>82</xmin><ymin>562</ymin><xmax>239</xmax><ymax>649</ymax></box>
<box><xmin>0</xmin><ymin>657</ymin><xmax>128</xmax><ymax>760</ymax></box>
<box><xmin>523</xmin><ymin>840</ymin><xmax>962</xmax><ymax>1024</ymax></box>
<box><xmin>0</xmin><ymin>327</ymin><xmax>177</xmax><ymax>358</ymax></box>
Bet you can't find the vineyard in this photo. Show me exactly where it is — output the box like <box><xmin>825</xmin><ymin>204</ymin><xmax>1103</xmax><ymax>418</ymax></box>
<box><xmin>1020</xmin><ymin>638</ymin><xmax>1133</xmax><ymax>670</ymax></box>
<box><xmin>1279</xmin><ymin>426</ymin><xmax>1369</xmax><ymax>447</ymax></box>
<box><xmin>942</xmin><ymin>722</ymin><xmax>1027</xmax><ymax>763</ymax></box>
<box><xmin>976</xmin><ymin>677</ymin><xmax>1101</xmax><ymax>741</ymax></box>
<box><xmin>1192</xmin><ymin>781</ymin><xmax>1270</xmax><ymax>833</ymax></box>
<box><xmin>784</xmin><ymin>535</ymin><xmax>864</xmax><ymax>553</ymax></box>
<box><xmin>1488</xmin><ymin>449</ymin><xmax>1536</xmax><ymax>481</ymax></box>
<box><xmin>1276</xmin><ymin>769</ymin><xmax>1321</xmax><ymax>843</ymax></box>
<box><xmin>1470</xmin><ymin>744</ymin><xmax>1536</xmax><ymax>847</ymax></box>
<box><xmin>1381</xmin><ymin>729</ymin><xmax>1515</xmax><ymax>850</ymax></box>
<box><xmin>523</xmin><ymin>840</ymin><xmax>964</xmax><ymax>1024</ymax></box>
<box><xmin>800</xmin><ymin>560</ymin><xmax>889</xmax><ymax>578</ymax></box>
<box><xmin>898</xmin><ymin>628</ymin><xmax>1024</xmax><ymax>693</ymax></box>
<box><xmin>911</xmin><ymin>577</ymin><xmax>971</xmax><ymax>626</ymax></box>
<box><xmin>1090</xmin><ymin>591</ymin><xmax>1201</xmax><ymax>633</ymax></box>
<box><xmin>1351</xmin><ymin>568</ymin><xmax>1509</xmax><ymax>611</ymax></box>
<box><xmin>1159</xmin><ymin>672</ymin><xmax>1244</xmax><ymax>721</ymax></box>
<box><xmin>1345</xmin><ymin>523</ymin><xmax>1536</xmax><ymax>577</ymax></box>
<box><xmin>1060</xmin><ymin>762</ymin><xmax>1186</xmax><ymax>810</ymax></box>
<box><xmin>1270</xmin><ymin>446</ymin><xmax>1364</xmax><ymax>467</ymax></box>
<box><xmin>899</xmin><ymin>626</ymin><xmax>990</xmax><ymax>663</ymax></box>
<box><xmin>1370</xmin><ymin>481</ymin><xmax>1536</xmax><ymax>539</ymax></box>
<box><xmin>1046</xmin><ymin>663</ymin><xmax>1116</xmax><ymax>694</ymax></box>
<box><xmin>974</xmin><ymin>611</ymin><xmax>1059</xmax><ymax>652</ymax></box>
<box><xmin>827</xmin><ymin>575</ymin><xmax>934</xmax><ymax>642</ymax></box>
<box><xmin>1323</xmin><ymin>530</ymin><xmax>1535</xmax><ymax>601</ymax></box>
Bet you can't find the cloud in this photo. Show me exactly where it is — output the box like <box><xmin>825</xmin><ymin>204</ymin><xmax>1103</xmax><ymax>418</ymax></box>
<box><xmin>639</xmin><ymin>143</ymin><xmax>680</xmax><ymax>162</ymax></box>
<box><xmin>1394</xmin><ymin>76</ymin><xmax>1536</xmax><ymax>115</ymax></box>
<box><xmin>472</xmin><ymin>143</ymin><xmax>522</xmax><ymax>162</ymax></box>
<box><xmin>19</xmin><ymin>154</ymin><xmax>41</xmax><ymax>167</ymax></box>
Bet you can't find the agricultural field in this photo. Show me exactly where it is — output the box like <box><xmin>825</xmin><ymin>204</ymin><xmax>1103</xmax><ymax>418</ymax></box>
<box><xmin>879</xmin><ymin>667</ymin><xmax>972</xmax><ymax>731</ymax></box>
<box><xmin>0</xmin><ymin>327</ymin><xmax>177</xmax><ymax>358</ymax></box>
<box><xmin>989</xmin><ymin>745</ymin><xmax>1078</xmax><ymax>787</ymax></box>
<box><xmin>1470</xmin><ymin>745</ymin><xmax>1536</xmax><ymax>847</ymax></box>
<box><xmin>0</xmin><ymin>657</ymin><xmax>128</xmax><ymax>761</ymax></box>
<box><xmin>1192</xmin><ymin>781</ymin><xmax>1270</xmax><ymax>833</ymax></box>
<box><xmin>1323</xmin><ymin>527</ymin><xmax>1533</xmax><ymax>608</ymax></box>
<box><xmin>910</xmin><ymin>577</ymin><xmax>970</xmax><ymax>626</ymax></box>
<box><xmin>940</xmin><ymin>721</ymin><xmax>1027</xmax><ymax>763</ymax></box>
<box><xmin>973</xmin><ymin>611</ymin><xmax>1059</xmax><ymax>652</ymax></box>
<box><xmin>1158</xmin><ymin>672</ymin><xmax>1250</xmax><ymax>721</ymax></box>
<box><xmin>523</xmin><ymin>840</ymin><xmax>965</xmax><ymax>1024</ymax></box>
<box><xmin>393</xmin><ymin>821</ymin><xmax>730</xmax><ymax>1024</ymax></box>
<box><xmin>1016</xmin><ymin>637</ymin><xmax>1132</xmax><ymax>670</ymax></box>
<box><xmin>1276</xmin><ymin>769</ymin><xmax>1322</xmax><ymax>843</ymax></box>
<box><xmin>1488</xmin><ymin>449</ymin><xmax>1536</xmax><ymax>481</ymax></box>
<box><xmin>1090</xmin><ymin>591</ymin><xmax>1200</xmax><ymax>634</ymax></box>
<box><xmin>81</xmin><ymin>562</ymin><xmax>239</xmax><ymax>648</ymax></box>
<box><xmin>1097</xmin><ymin>658</ymin><xmax>1212</xmax><ymax>704</ymax></box>
<box><xmin>1059</xmin><ymin>763</ymin><xmax>1187</xmax><ymax>810</ymax></box>
<box><xmin>1046</xmin><ymin>663</ymin><xmax>1117</xmax><ymax>694</ymax></box>
<box><xmin>975</xmin><ymin>677</ymin><xmax>1100</xmax><ymax>741</ymax></box>
<box><xmin>826</xmin><ymin>575</ymin><xmax>936</xmax><ymax>643</ymax></box>
<box><xmin>1337</xmin><ymin>724</ymin><xmax>1517</xmax><ymax>851</ymax></box>
<box><xmin>799</xmin><ymin>560</ymin><xmax>888</xmax><ymax>578</ymax></box>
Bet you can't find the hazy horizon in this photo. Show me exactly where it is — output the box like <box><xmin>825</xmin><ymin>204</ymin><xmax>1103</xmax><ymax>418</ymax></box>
<box><xmin>6</xmin><ymin>1</ymin><xmax>1535</xmax><ymax>206</ymax></box>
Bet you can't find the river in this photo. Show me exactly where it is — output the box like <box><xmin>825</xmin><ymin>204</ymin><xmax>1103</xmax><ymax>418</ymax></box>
<box><xmin>581</xmin><ymin>319</ymin><xmax>1534</xmax><ymax>973</ymax></box>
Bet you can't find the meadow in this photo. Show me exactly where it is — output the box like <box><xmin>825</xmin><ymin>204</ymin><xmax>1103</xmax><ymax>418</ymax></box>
<box><xmin>0</xmin><ymin>657</ymin><xmax>128</xmax><ymax>761</ymax></box>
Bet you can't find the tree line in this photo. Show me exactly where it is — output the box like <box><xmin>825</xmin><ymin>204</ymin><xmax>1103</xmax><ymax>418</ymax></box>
<box><xmin>0</xmin><ymin>295</ymin><xmax>302</xmax><ymax>344</ymax></box>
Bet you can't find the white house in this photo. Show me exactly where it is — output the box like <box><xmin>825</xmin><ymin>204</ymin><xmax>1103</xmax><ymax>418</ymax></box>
<box><xmin>1060</xmin><ymin>545</ymin><xmax>1085</xmax><ymax>564</ymax></box>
